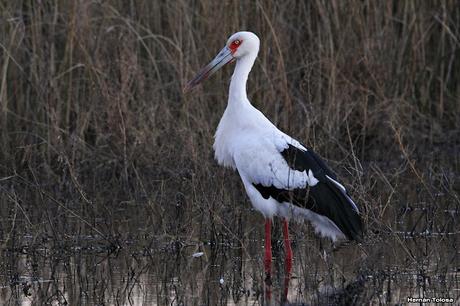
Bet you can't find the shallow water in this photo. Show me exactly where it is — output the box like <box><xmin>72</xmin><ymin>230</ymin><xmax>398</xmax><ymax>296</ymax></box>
<box><xmin>1</xmin><ymin>215</ymin><xmax>458</xmax><ymax>305</ymax></box>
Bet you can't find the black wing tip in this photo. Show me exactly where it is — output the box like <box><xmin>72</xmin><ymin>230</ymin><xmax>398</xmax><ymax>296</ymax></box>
<box><xmin>345</xmin><ymin>216</ymin><xmax>365</xmax><ymax>242</ymax></box>
<box><xmin>339</xmin><ymin>203</ymin><xmax>365</xmax><ymax>242</ymax></box>
<box><xmin>252</xmin><ymin>181</ymin><xmax>366</xmax><ymax>242</ymax></box>
<box><xmin>310</xmin><ymin>181</ymin><xmax>365</xmax><ymax>243</ymax></box>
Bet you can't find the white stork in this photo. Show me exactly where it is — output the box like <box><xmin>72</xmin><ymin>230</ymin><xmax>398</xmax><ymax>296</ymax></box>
<box><xmin>185</xmin><ymin>31</ymin><xmax>363</xmax><ymax>301</ymax></box>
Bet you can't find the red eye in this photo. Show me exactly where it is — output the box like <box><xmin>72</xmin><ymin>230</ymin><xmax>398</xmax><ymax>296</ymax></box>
<box><xmin>229</xmin><ymin>39</ymin><xmax>242</xmax><ymax>53</ymax></box>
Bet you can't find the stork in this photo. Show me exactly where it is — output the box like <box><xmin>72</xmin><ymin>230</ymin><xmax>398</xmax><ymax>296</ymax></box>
<box><xmin>185</xmin><ymin>31</ymin><xmax>363</xmax><ymax>302</ymax></box>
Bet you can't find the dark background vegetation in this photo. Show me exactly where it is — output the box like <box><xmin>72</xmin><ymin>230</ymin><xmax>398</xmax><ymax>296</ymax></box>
<box><xmin>0</xmin><ymin>0</ymin><xmax>459</xmax><ymax>304</ymax></box>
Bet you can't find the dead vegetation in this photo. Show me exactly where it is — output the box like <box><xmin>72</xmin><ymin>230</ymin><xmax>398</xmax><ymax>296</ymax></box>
<box><xmin>0</xmin><ymin>0</ymin><xmax>459</xmax><ymax>304</ymax></box>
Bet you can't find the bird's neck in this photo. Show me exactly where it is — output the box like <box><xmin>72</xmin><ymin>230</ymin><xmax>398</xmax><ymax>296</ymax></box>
<box><xmin>228</xmin><ymin>54</ymin><xmax>257</xmax><ymax>107</ymax></box>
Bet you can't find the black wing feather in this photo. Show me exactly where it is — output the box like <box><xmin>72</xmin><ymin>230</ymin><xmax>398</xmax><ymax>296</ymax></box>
<box><xmin>280</xmin><ymin>144</ymin><xmax>337</xmax><ymax>180</ymax></box>
<box><xmin>254</xmin><ymin>144</ymin><xmax>364</xmax><ymax>241</ymax></box>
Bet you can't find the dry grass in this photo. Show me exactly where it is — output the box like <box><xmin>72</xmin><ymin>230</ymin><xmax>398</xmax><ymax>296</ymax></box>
<box><xmin>0</xmin><ymin>0</ymin><xmax>459</xmax><ymax>304</ymax></box>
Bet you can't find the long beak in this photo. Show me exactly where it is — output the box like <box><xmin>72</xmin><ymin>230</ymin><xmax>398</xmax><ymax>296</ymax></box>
<box><xmin>184</xmin><ymin>46</ymin><xmax>235</xmax><ymax>92</ymax></box>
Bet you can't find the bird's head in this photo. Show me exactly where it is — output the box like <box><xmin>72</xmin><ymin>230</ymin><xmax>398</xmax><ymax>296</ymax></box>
<box><xmin>226</xmin><ymin>31</ymin><xmax>260</xmax><ymax>59</ymax></box>
<box><xmin>184</xmin><ymin>31</ymin><xmax>260</xmax><ymax>92</ymax></box>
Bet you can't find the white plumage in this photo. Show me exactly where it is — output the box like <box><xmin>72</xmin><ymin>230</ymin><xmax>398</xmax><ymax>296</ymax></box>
<box><xmin>186</xmin><ymin>31</ymin><xmax>363</xmax><ymax>242</ymax></box>
<box><xmin>214</xmin><ymin>83</ymin><xmax>346</xmax><ymax>240</ymax></box>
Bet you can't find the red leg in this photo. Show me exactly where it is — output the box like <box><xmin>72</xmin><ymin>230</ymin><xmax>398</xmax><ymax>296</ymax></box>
<box><xmin>264</xmin><ymin>218</ymin><xmax>272</xmax><ymax>301</ymax></box>
<box><xmin>282</xmin><ymin>218</ymin><xmax>293</xmax><ymax>301</ymax></box>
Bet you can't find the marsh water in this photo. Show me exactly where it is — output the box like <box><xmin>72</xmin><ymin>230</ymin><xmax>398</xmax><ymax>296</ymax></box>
<box><xmin>1</xmin><ymin>206</ymin><xmax>458</xmax><ymax>305</ymax></box>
